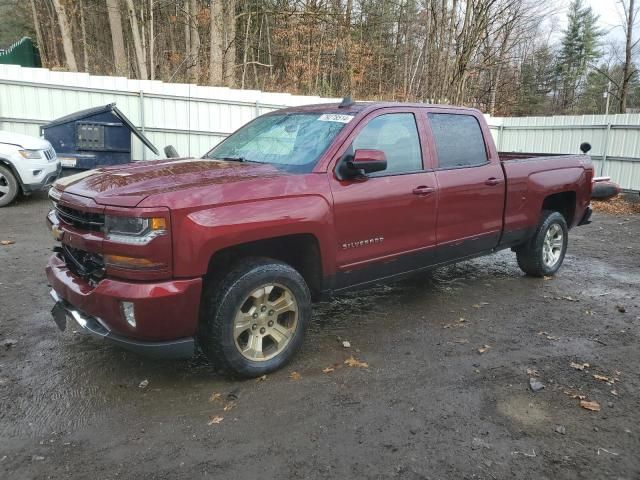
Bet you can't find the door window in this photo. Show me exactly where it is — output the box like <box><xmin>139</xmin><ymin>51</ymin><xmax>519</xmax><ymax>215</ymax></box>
<box><xmin>428</xmin><ymin>113</ymin><xmax>488</xmax><ymax>169</ymax></box>
<box><xmin>351</xmin><ymin>113</ymin><xmax>422</xmax><ymax>175</ymax></box>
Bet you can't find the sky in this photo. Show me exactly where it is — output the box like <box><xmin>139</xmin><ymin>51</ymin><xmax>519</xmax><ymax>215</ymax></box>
<box><xmin>584</xmin><ymin>0</ymin><xmax>626</xmax><ymax>41</ymax></box>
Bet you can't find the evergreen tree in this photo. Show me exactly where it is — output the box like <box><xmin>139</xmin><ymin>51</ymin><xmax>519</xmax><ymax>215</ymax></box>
<box><xmin>557</xmin><ymin>0</ymin><xmax>603</xmax><ymax>112</ymax></box>
<box><xmin>515</xmin><ymin>45</ymin><xmax>556</xmax><ymax>116</ymax></box>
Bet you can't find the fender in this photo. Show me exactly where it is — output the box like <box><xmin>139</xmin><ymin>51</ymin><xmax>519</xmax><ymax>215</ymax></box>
<box><xmin>172</xmin><ymin>194</ymin><xmax>336</xmax><ymax>278</ymax></box>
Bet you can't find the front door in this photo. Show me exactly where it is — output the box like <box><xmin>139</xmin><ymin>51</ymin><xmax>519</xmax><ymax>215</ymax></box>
<box><xmin>329</xmin><ymin>109</ymin><xmax>438</xmax><ymax>289</ymax></box>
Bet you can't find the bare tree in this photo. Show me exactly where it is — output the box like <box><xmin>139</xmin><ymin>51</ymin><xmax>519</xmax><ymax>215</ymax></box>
<box><xmin>188</xmin><ymin>0</ymin><xmax>200</xmax><ymax>83</ymax></box>
<box><xmin>51</xmin><ymin>0</ymin><xmax>78</xmax><ymax>71</ymax></box>
<box><xmin>29</xmin><ymin>0</ymin><xmax>47</xmax><ymax>65</ymax></box>
<box><xmin>149</xmin><ymin>0</ymin><xmax>155</xmax><ymax>80</ymax></box>
<box><xmin>106</xmin><ymin>0</ymin><xmax>127</xmax><ymax>76</ymax></box>
<box><xmin>125</xmin><ymin>0</ymin><xmax>148</xmax><ymax>79</ymax></box>
<box><xmin>209</xmin><ymin>0</ymin><xmax>224</xmax><ymax>85</ymax></box>
<box><xmin>619</xmin><ymin>0</ymin><xmax>639</xmax><ymax>112</ymax></box>
<box><xmin>209</xmin><ymin>0</ymin><xmax>235</xmax><ymax>87</ymax></box>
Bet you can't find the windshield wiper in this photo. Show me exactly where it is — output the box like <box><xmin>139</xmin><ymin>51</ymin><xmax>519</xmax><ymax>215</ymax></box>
<box><xmin>218</xmin><ymin>156</ymin><xmax>247</xmax><ymax>162</ymax></box>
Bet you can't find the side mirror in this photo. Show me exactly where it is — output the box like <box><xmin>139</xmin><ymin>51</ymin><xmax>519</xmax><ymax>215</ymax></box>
<box><xmin>164</xmin><ymin>145</ymin><xmax>180</xmax><ymax>158</ymax></box>
<box><xmin>580</xmin><ymin>142</ymin><xmax>592</xmax><ymax>154</ymax></box>
<box><xmin>338</xmin><ymin>149</ymin><xmax>387</xmax><ymax>179</ymax></box>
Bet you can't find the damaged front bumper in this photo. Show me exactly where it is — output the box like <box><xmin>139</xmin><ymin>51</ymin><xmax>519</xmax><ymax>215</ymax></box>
<box><xmin>49</xmin><ymin>288</ymin><xmax>196</xmax><ymax>359</ymax></box>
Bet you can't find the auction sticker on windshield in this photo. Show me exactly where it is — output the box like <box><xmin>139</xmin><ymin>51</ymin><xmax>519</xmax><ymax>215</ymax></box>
<box><xmin>318</xmin><ymin>114</ymin><xmax>354</xmax><ymax>123</ymax></box>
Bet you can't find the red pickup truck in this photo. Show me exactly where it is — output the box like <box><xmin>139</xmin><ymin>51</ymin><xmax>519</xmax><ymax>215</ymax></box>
<box><xmin>46</xmin><ymin>101</ymin><xmax>594</xmax><ymax>376</ymax></box>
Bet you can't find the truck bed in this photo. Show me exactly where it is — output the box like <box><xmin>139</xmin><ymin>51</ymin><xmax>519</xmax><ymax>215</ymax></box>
<box><xmin>497</xmin><ymin>151</ymin><xmax>593</xmax><ymax>246</ymax></box>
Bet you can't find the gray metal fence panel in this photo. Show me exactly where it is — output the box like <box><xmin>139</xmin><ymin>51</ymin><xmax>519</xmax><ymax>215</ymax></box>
<box><xmin>1</xmin><ymin>65</ymin><xmax>639</xmax><ymax>190</ymax></box>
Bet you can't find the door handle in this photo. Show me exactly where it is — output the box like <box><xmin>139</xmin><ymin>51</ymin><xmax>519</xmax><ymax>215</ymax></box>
<box><xmin>412</xmin><ymin>186</ymin><xmax>435</xmax><ymax>196</ymax></box>
<box><xmin>485</xmin><ymin>177</ymin><xmax>503</xmax><ymax>186</ymax></box>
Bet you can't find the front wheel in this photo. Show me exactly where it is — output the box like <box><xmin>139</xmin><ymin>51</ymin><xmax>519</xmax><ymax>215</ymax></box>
<box><xmin>516</xmin><ymin>210</ymin><xmax>568</xmax><ymax>277</ymax></box>
<box><xmin>198</xmin><ymin>258</ymin><xmax>311</xmax><ymax>377</ymax></box>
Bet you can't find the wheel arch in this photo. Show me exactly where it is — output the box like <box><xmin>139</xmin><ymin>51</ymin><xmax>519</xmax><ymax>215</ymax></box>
<box><xmin>542</xmin><ymin>191</ymin><xmax>576</xmax><ymax>227</ymax></box>
<box><xmin>205</xmin><ymin>233</ymin><xmax>324</xmax><ymax>301</ymax></box>
<box><xmin>0</xmin><ymin>157</ymin><xmax>23</xmax><ymax>185</ymax></box>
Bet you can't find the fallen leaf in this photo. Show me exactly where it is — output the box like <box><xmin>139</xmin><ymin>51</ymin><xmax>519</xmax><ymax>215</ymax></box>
<box><xmin>208</xmin><ymin>415</ymin><xmax>224</xmax><ymax>425</ymax></box>
<box><xmin>344</xmin><ymin>356</ymin><xmax>369</xmax><ymax>368</ymax></box>
<box><xmin>593</xmin><ymin>374</ymin><xmax>614</xmax><ymax>384</ymax></box>
<box><xmin>580</xmin><ymin>400</ymin><xmax>601</xmax><ymax>412</ymax></box>
<box><xmin>538</xmin><ymin>332</ymin><xmax>559</xmax><ymax>341</ymax></box>
<box><xmin>342</xmin><ymin>340</ymin><xmax>351</xmax><ymax>348</ymax></box>
<box><xmin>477</xmin><ymin>345</ymin><xmax>491</xmax><ymax>354</ymax></box>
<box><xmin>255</xmin><ymin>375</ymin><xmax>267</xmax><ymax>382</ymax></box>
<box><xmin>563</xmin><ymin>390</ymin><xmax>586</xmax><ymax>400</ymax></box>
<box><xmin>545</xmin><ymin>295</ymin><xmax>579</xmax><ymax>302</ymax></box>
<box><xmin>597</xmin><ymin>448</ymin><xmax>619</xmax><ymax>456</ymax></box>
<box><xmin>0</xmin><ymin>240</ymin><xmax>14</xmax><ymax>246</ymax></box>
<box><xmin>223</xmin><ymin>402</ymin><xmax>236</xmax><ymax>412</ymax></box>
<box><xmin>526</xmin><ymin>368</ymin><xmax>539</xmax><ymax>377</ymax></box>
<box><xmin>289</xmin><ymin>371</ymin><xmax>302</xmax><ymax>381</ymax></box>
<box><xmin>444</xmin><ymin>323</ymin><xmax>465</xmax><ymax>329</ymax></box>
<box><xmin>570</xmin><ymin>362</ymin><xmax>590</xmax><ymax>371</ymax></box>
<box><xmin>322</xmin><ymin>366</ymin><xmax>335</xmax><ymax>374</ymax></box>
<box><xmin>472</xmin><ymin>302</ymin><xmax>489</xmax><ymax>308</ymax></box>
<box><xmin>209</xmin><ymin>392</ymin><xmax>222</xmax><ymax>402</ymax></box>
<box><xmin>543</xmin><ymin>276</ymin><xmax>553</xmax><ymax>280</ymax></box>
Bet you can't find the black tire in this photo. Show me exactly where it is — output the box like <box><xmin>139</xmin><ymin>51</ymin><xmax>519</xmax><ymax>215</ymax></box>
<box><xmin>516</xmin><ymin>210</ymin><xmax>568</xmax><ymax>277</ymax></box>
<box><xmin>0</xmin><ymin>165</ymin><xmax>19</xmax><ymax>207</ymax></box>
<box><xmin>198</xmin><ymin>258</ymin><xmax>311</xmax><ymax>377</ymax></box>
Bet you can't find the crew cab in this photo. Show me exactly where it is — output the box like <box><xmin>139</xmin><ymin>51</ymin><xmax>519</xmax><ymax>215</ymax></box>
<box><xmin>0</xmin><ymin>130</ymin><xmax>60</xmax><ymax>207</ymax></box>
<box><xmin>46</xmin><ymin>101</ymin><xmax>594</xmax><ymax>377</ymax></box>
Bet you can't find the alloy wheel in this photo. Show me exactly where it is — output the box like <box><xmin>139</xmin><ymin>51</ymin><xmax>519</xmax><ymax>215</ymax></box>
<box><xmin>233</xmin><ymin>283</ymin><xmax>298</xmax><ymax>361</ymax></box>
<box><xmin>542</xmin><ymin>223</ymin><xmax>564</xmax><ymax>268</ymax></box>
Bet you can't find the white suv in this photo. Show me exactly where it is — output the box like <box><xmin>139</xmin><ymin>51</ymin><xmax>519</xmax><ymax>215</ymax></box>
<box><xmin>0</xmin><ymin>130</ymin><xmax>61</xmax><ymax>207</ymax></box>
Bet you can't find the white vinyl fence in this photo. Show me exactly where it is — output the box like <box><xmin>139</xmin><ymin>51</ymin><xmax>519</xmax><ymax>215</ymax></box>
<box><xmin>487</xmin><ymin>115</ymin><xmax>640</xmax><ymax>191</ymax></box>
<box><xmin>1</xmin><ymin>65</ymin><xmax>639</xmax><ymax>190</ymax></box>
<box><xmin>0</xmin><ymin>64</ymin><xmax>337</xmax><ymax>161</ymax></box>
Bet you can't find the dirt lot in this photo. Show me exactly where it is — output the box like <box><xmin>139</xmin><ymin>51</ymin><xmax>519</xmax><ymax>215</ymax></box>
<box><xmin>1</xmin><ymin>193</ymin><xmax>639</xmax><ymax>480</ymax></box>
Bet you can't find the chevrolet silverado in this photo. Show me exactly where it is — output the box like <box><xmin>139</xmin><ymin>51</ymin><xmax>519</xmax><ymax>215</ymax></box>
<box><xmin>46</xmin><ymin>101</ymin><xmax>594</xmax><ymax>376</ymax></box>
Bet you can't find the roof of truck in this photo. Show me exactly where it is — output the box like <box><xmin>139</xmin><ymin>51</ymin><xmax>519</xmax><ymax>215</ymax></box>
<box><xmin>274</xmin><ymin>101</ymin><xmax>481</xmax><ymax>116</ymax></box>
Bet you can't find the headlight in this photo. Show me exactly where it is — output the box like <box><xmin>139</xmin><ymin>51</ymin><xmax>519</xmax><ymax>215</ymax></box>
<box><xmin>104</xmin><ymin>215</ymin><xmax>167</xmax><ymax>243</ymax></box>
<box><xmin>19</xmin><ymin>149</ymin><xmax>43</xmax><ymax>159</ymax></box>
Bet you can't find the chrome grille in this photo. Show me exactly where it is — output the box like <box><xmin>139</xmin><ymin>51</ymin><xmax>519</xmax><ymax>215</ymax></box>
<box><xmin>53</xmin><ymin>202</ymin><xmax>105</xmax><ymax>232</ymax></box>
<box><xmin>43</xmin><ymin>147</ymin><xmax>57</xmax><ymax>162</ymax></box>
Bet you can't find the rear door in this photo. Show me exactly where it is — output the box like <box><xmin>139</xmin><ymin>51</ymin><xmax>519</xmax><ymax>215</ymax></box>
<box><xmin>329</xmin><ymin>108</ymin><xmax>438</xmax><ymax>288</ymax></box>
<box><xmin>424</xmin><ymin>110</ymin><xmax>505</xmax><ymax>262</ymax></box>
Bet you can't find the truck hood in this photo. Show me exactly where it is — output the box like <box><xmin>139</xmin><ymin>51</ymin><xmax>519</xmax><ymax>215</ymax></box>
<box><xmin>53</xmin><ymin>158</ymin><xmax>289</xmax><ymax>207</ymax></box>
<box><xmin>0</xmin><ymin>130</ymin><xmax>51</xmax><ymax>150</ymax></box>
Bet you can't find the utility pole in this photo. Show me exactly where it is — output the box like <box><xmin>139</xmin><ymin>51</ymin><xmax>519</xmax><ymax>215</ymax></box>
<box><xmin>604</xmin><ymin>80</ymin><xmax>611</xmax><ymax>115</ymax></box>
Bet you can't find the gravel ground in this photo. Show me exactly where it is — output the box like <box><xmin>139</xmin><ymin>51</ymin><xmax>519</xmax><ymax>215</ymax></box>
<box><xmin>1</xmin><ymin>193</ymin><xmax>639</xmax><ymax>480</ymax></box>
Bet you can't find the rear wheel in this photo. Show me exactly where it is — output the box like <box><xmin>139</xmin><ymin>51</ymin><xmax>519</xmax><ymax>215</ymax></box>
<box><xmin>198</xmin><ymin>258</ymin><xmax>310</xmax><ymax>377</ymax></box>
<box><xmin>0</xmin><ymin>165</ymin><xmax>19</xmax><ymax>207</ymax></box>
<box><xmin>516</xmin><ymin>210</ymin><xmax>568</xmax><ymax>277</ymax></box>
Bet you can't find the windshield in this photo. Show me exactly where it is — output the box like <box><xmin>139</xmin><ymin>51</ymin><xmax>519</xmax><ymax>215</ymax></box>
<box><xmin>204</xmin><ymin>112</ymin><xmax>353</xmax><ymax>172</ymax></box>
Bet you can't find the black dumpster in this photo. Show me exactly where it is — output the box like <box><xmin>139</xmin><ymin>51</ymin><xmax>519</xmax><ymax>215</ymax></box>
<box><xmin>42</xmin><ymin>103</ymin><xmax>158</xmax><ymax>170</ymax></box>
